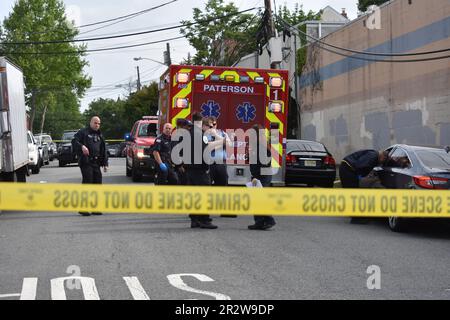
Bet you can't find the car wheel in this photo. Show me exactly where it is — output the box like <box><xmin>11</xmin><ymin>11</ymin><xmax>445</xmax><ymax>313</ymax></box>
<box><xmin>322</xmin><ymin>181</ymin><xmax>335</xmax><ymax>188</ymax></box>
<box><xmin>31</xmin><ymin>165</ymin><xmax>40</xmax><ymax>174</ymax></box>
<box><xmin>132</xmin><ymin>168</ymin><xmax>142</xmax><ymax>182</ymax></box>
<box><xmin>388</xmin><ymin>217</ymin><xmax>408</xmax><ymax>232</ymax></box>
<box><xmin>307</xmin><ymin>183</ymin><xmax>314</xmax><ymax>188</ymax></box>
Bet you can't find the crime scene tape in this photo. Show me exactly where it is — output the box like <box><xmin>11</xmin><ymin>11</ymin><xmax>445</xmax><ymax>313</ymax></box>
<box><xmin>1</xmin><ymin>183</ymin><xmax>450</xmax><ymax>217</ymax></box>
<box><xmin>53</xmin><ymin>140</ymin><xmax>125</xmax><ymax>143</ymax></box>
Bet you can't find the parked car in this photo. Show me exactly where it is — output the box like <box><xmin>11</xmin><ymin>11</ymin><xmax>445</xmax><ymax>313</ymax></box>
<box><xmin>34</xmin><ymin>134</ymin><xmax>50</xmax><ymax>165</ymax></box>
<box><xmin>373</xmin><ymin>144</ymin><xmax>450</xmax><ymax>232</ymax></box>
<box><xmin>35</xmin><ymin>134</ymin><xmax>57</xmax><ymax>161</ymax></box>
<box><xmin>285</xmin><ymin>139</ymin><xmax>336</xmax><ymax>187</ymax></box>
<box><xmin>27</xmin><ymin>130</ymin><xmax>41</xmax><ymax>174</ymax></box>
<box><xmin>108</xmin><ymin>142</ymin><xmax>126</xmax><ymax>158</ymax></box>
<box><xmin>126</xmin><ymin>116</ymin><xmax>158</xmax><ymax>181</ymax></box>
<box><xmin>58</xmin><ymin>130</ymin><xmax>79</xmax><ymax>167</ymax></box>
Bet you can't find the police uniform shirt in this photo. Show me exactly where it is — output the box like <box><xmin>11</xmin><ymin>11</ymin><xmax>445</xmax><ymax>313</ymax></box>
<box><xmin>343</xmin><ymin>149</ymin><xmax>379</xmax><ymax>177</ymax></box>
<box><xmin>153</xmin><ymin>134</ymin><xmax>172</xmax><ymax>162</ymax></box>
<box><xmin>188</xmin><ymin>125</ymin><xmax>209</xmax><ymax>170</ymax></box>
<box><xmin>87</xmin><ymin>129</ymin><xmax>102</xmax><ymax>159</ymax></box>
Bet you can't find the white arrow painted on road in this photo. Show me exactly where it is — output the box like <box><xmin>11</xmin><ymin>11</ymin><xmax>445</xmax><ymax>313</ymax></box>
<box><xmin>167</xmin><ymin>274</ymin><xmax>230</xmax><ymax>300</ymax></box>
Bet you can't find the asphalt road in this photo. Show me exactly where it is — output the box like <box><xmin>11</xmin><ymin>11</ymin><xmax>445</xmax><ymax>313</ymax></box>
<box><xmin>1</xmin><ymin>158</ymin><xmax>450</xmax><ymax>300</ymax></box>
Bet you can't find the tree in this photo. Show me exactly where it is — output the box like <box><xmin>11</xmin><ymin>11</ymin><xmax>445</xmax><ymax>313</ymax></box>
<box><xmin>0</xmin><ymin>0</ymin><xmax>91</xmax><ymax>133</ymax></box>
<box><xmin>358</xmin><ymin>0</ymin><xmax>389</xmax><ymax>12</ymax></box>
<box><xmin>122</xmin><ymin>82</ymin><xmax>159</xmax><ymax>125</ymax></box>
<box><xmin>83</xmin><ymin>82</ymin><xmax>160</xmax><ymax>139</ymax></box>
<box><xmin>276</xmin><ymin>2</ymin><xmax>321</xmax><ymax>29</ymax></box>
<box><xmin>180</xmin><ymin>0</ymin><xmax>261</xmax><ymax>66</ymax></box>
<box><xmin>84</xmin><ymin>98</ymin><xmax>128</xmax><ymax>140</ymax></box>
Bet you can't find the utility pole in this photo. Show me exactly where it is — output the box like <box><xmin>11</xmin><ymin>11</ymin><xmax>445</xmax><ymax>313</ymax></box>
<box><xmin>265</xmin><ymin>0</ymin><xmax>279</xmax><ymax>69</ymax></box>
<box><xmin>164</xmin><ymin>42</ymin><xmax>172</xmax><ymax>66</ymax></box>
<box><xmin>136</xmin><ymin>66</ymin><xmax>141</xmax><ymax>91</ymax></box>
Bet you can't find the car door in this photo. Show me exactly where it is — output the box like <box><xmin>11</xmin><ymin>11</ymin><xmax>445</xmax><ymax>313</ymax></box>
<box><xmin>383</xmin><ymin>147</ymin><xmax>413</xmax><ymax>189</ymax></box>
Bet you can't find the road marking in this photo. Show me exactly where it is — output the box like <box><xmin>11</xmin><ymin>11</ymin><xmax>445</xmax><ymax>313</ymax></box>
<box><xmin>123</xmin><ymin>277</ymin><xmax>150</xmax><ymax>300</ymax></box>
<box><xmin>167</xmin><ymin>274</ymin><xmax>230</xmax><ymax>300</ymax></box>
<box><xmin>51</xmin><ymin>277</ymin><xmax>100</xmax><ymax>300</ymax></box>
<box><xmin>0</xmin><ymin>293</ymin><xmax>20</xmax><ymax>298</ymax></box>
<box><xmin>20</xmin><ymin>278</ymin><xmax>38</xmax><ymax>300</ymax></box>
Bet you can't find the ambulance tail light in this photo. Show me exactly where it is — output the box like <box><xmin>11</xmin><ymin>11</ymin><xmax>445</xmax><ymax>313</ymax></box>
<box><xmin>176</xmin><ymin>72</ymin><xmax>190</xmax><ymax>83</ymax></box>
<box><xmin>175</xmin><ymin>98</ymin><xmax>189</xmax><ymax>109</ymax></box>
<box><xmin>269</xmin><ymin>102</ymin><xmax>283</xmax><ymax>113</ymax></box>
<box><xmin>269</xmin><ymin>77</ymin><xmax>283</xmax><ymax>88</ymax></box>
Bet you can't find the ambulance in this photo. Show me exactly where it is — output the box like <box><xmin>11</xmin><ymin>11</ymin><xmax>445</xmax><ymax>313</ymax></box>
<box><xmin>158</xmin><ymin>65</ymin><xmax>289</xmax><ymax>185</ymax></box>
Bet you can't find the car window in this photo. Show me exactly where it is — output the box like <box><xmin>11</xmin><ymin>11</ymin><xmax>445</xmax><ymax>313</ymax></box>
<box><xmin>416</xmin><ymin>150</ymin><xmax>450</xmax><ymax>170</ymax></box>
<box><xmin>287</xmin><ymin>141</ymin><xmax>326</xmax><ymax>153</ymax></box>
<box><xmin>138</xmin><ymin>123</ymin><xmax>157</xmax><ymax>137</ymax></box>
<box><xmin>27</xmin><ymin>133</ymin><xmax>32</xmax><ymax>144</ymax></box>
<box><xmin>386</xmin><ymin>148</ymin><xmax>411</xmax><ymax>168</ymax></box>
<box><xmin>62</xmin><ymin>132</ymin><xmax>76</xmax><ymax>141</ymax></box>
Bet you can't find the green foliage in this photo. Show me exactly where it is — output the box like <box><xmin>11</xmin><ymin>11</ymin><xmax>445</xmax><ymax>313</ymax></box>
<box><xmin>276</xmin><ymin>2</ymin><xmax>321</xmax><ymax>30</ymax></box>
<box><xmin>0</xmin><ymin>0</ymin><xmax>91</xmax><ymax>134</ymax></box>
<box><xmin>83</xmin><ymin>82</ymin><xmax>159</xmax><ymax>139</ymax></box>
<box><xmin>358</xmin><ymin>0</ymin><xmax>389</xmax><ymax>12</ymax></box>
<box><xmin>180</xmin><ymin>0</ymin><xmax>261</xmax><ymax>66</ymax></box>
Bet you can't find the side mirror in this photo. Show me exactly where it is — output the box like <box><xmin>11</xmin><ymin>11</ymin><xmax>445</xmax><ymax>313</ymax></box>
<box><xmin>373</xmin><ymin>166</ymin><xmax>383</xmax><ymax>173</ymax></box>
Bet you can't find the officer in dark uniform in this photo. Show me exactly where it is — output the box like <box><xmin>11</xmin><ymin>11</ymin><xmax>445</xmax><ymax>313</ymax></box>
<box><xmin>340</xmin><ymin>149</ymin><xmax>388</xmax><ymax>188</ymax></box>
<box><xmin>153</xmin><ymin>123</ymin><xmax>178</xmax><ymax>185</ymax></box>
<box><xmin>340</xmin><ymin>149</ymin><xmax>388</xmax><ymax>224</ymax></box>
<box><xmin>185</xmin><ymin>113</ymin><xmax>224</xmax><ymax>229</ymax></box>
<box><xmin>72</xmin><ymin>116</ymin><xmax>109</xmax><ymax>216</ymax></box>
<box><xmin>173</xmin><ymin>119</ymin><xmax>192</xmax><ymax>185</ymax></box>
<box><xmin>248</xmin><ymin>124</ymin><xmax>276</xmax><ymax>230</ymax></box>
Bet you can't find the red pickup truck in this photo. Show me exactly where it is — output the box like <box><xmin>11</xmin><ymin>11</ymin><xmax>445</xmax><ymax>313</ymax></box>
<box><xmin>125</xmin><ymin>116</ymin><xmax>158</xmax><ymax>182</ymax></box>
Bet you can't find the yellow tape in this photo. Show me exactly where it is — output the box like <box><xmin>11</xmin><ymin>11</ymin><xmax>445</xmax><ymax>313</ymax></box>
<box><xmin>0</xmin><ymin>183</ymin><xmax>450</xmax><ymax>218</ymax></box>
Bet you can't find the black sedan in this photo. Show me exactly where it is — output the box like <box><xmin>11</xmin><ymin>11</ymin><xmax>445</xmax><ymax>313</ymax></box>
<box><xmin>374</xmin><ymin>144</ymin><xmax>450</xmax><ymax>231</ymax></box>
<box><xmin>285</xmin><ymin>139</ymin><xmax>336</xmax><ymax>188</ymax></box>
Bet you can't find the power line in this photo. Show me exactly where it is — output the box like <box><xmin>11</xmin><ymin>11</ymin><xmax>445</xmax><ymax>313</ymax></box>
<box><xmin>76</xmin><ymin>0</ymin><xmax>178</xmax><ymax>29</ymax></box>
<box><xmin>279</xmin><ymin>16</ymin><xmax>450</xmax><ymax>57</ymax></box>
<box><xmin>0</xmin><ymin>7</ymin><xmax>260</xmax><ymax>46</ymax></box>
<box><xmin>317</xmin><ymin>43</ymin><xmax>450</xmax><ymax>63</ymax></box>
<box><xmin>2</xmin><ymin>35</ymin><xmax>186</xmax><ymax>55</ymax></box>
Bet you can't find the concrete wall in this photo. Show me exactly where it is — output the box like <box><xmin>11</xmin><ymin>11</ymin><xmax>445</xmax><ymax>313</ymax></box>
<box><xmin>299</xmin><ymin>0</ymin><xmax>450</xmax><ymax>161</ymax></box>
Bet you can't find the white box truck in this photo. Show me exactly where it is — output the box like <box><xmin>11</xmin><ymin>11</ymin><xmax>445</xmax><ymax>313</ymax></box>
<box><xmin>0</xmin><ymin>57</ymin><xmax>29</xmax><ymax>182</ymax></box>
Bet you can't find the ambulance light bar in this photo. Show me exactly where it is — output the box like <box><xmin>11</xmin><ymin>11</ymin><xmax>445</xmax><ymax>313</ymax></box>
<box><xmin>176</xmin><ymin>72</ymin><xmax>190</xmax><ymax>83</ymax></box>
<box><xmin>176</xmin><ymin>98</ymin><xmax>189</xmax><ymax>109</ymax></box>
<box><xmin>269</xmin><ymin>77</ymin><xmax>283</xmax><ymax>88</ymax></box>
<box><xmin>211</xmin><ymin>75</ymin><xmax>220</xmax><ymax>81</ymax></box>
<box><xmin>240</xmin><ymin>76</ymin><xmax>250</xmax><ymax>83</ymax></box>
<box><xmin>254</xmin><ymin>77</ymin><xmax>264</xmax><ymax>83</ymax></box>
<box><xmin>195</xmin><ymin>74</ymin><xmax>205</xmax><ymax>81</ymax></box>
<box><xmin>224</xmin><ymin>75</ymin><xmax>235</xmax><ymax>82</ymax></box>
<box><xmin>269</xmin><ymin>102</ymin><xmax>283</xmax><ymax>113</ymax></box>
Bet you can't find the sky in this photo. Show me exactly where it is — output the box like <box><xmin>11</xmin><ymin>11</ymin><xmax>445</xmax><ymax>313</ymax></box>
<box><xmin>0</xmin><ymin>0</ymin><xmax>359</xmax><ymax>111</ymax></box>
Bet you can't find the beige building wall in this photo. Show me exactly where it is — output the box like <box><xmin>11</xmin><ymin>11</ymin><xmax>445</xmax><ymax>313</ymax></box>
<box><xmin>300</xmin><ymin>0</ymin><xmax>450</xmax><ymax>161</ymax></box>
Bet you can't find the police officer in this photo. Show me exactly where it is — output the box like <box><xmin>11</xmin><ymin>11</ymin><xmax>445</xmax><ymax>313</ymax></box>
<box><xmin>340</xmin><ymin>149</ymin><xmax>388</xmax><ymax>224</ymax></box>
<box><xmin>248</xmin><ymin>124</ymin><xmax>276</xmax><ymax>230</ymax></box>
<box><xmin>173</xmin><ymin>119</ymin><xmax>192</xmax><ymax>185</ymax></box>
<box><xmin>153</xmin><ymin>123</ymin><xmax>178</xmax><ymax>185</ymax></box>
<box><xmin>185</xmin><ymin>113</ymin><xmax>224</xmax><ymax>229</ymax></box>
<box><xmin>207</xmin><ymin>116</ymin><xmax>235</xmax><ymax>218</ymax></box>
<box><xmin>72</xmin><ymin>116</ymin><xmax>109</xmax><ymax>216</ymax></box>
<box><xmin>340</xmin><ymin>149</ymin><xmax>388</xmax><ymax>188</ymax></box>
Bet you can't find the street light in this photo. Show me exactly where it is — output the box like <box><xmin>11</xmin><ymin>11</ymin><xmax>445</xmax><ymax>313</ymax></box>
<box><xmin>133</xmin><ymin>57</ymin><xmax>166</xmax><ymax>66</ymax></box>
